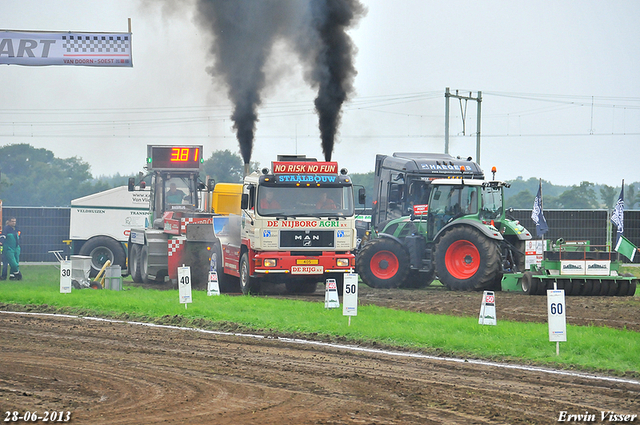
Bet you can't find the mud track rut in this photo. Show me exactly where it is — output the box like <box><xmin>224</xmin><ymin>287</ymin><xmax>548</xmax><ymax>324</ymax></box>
<box><xmin>1</xmin><ymin>310</ymin><xmax>639</xmax><ymax>425</ymax></box>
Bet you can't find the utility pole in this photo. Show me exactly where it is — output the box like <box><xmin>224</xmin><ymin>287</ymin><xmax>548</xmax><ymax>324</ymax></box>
<box><xmin>444</xmin><ymin>88</ymin><xmax>483</xmax><ymax>164</ymax></box>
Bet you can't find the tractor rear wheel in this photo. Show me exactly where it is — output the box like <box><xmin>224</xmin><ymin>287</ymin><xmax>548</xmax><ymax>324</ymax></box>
<box><xmin>357</xmin><ymin>238</ymin><xmax>410</xmax><ymax>288</ymax></box>
<box><xmin>434</xmin><ymin>227</ymin><xmax>501</xmax><ymax>291</ymax></box>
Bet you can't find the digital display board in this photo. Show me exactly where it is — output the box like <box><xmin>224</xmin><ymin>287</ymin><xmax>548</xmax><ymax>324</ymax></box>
<box><xmin>147</xmin><ymin>146</ymin><xmax>203</xmax><ymax>170</ymax></box>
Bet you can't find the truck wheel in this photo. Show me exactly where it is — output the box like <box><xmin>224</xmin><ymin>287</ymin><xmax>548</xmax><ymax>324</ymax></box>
<box><xmin>240</xmin><ymin>253</ymin><xmax>260</xmax><ymax>295</ymax></box>
<box><xmin>79</xmin><ymin>236</ymin><xmax>125</xmax><ymax>277</ymax></box>
<box><xmin>400</xmin><ymin>269</ymin><xmax>434</xmax><ymax>289</ymax></box>
<box><xmin>357</xmin><ymin>238</ymin><xmax>410</xmax><ymax>288</ymax></box>
<box><xmin>129</xmin><ymin>244</ymin><xmax>142</xmax><ymax>283</ymax></box>
<box><xmin>211</xmin><ymin>243</ymin><xmax>240</xmax><ymax>293</ymax></box>
<box><xmin>434</xmin><ymin>227</ymin><xmax>500</xmax><ymax>291</ymax></box>
<box><xmin>521</xmin><ymin>271</ymin><xmax>538</xmax><ymax>295</ymax></box>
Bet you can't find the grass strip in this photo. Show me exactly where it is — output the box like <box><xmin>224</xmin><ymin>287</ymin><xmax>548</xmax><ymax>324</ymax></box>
<box><xmin>1</xmin><ymin>265</ymin><xmax>638</xmax><ymax>377</ymax></box>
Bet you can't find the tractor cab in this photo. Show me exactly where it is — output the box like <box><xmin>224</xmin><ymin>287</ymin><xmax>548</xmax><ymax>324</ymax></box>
<box><xmin>128</xmin><ymin>145</ymin><xmax>208</xmax><ymax>230</ymax></box>
<box><xmin>147</xmin><ymin>171</ymin><xmax>204</xmax><ymax>229</ymax></box>
<box><xmin>420</xmin><ymin>179</ymin><xmax>515</xmax><ymax>241</ymax></box>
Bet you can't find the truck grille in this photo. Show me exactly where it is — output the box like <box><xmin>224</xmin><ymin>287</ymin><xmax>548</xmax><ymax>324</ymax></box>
<box><xmin>280</xmin><ymin>230</ymin><xmax>334</xmax><ymax>249</ymax></box>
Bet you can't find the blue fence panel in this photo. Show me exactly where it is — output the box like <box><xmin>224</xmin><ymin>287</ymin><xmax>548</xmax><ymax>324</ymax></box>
<box><xmin>2</xmin><ymin>207</ymin><xmax>71</xmax><ymax>262</ymax></box>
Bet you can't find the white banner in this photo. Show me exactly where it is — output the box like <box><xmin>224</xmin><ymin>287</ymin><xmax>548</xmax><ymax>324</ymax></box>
<box><xmin>0</xmin><ymin>31</ymin><xmax>132</xmax><ymax>67</ymax></box>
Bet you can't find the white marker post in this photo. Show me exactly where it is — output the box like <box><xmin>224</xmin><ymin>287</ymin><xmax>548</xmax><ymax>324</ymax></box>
<box><xmin>60</xmin><ymin>259</ymin><xmax>72</xmax><ymax>294</ymax></box>
<box><xmin>178</xmin><ymin>266</ymin><xmax>193</xmax><ymax>308</ymax></box>
<box><xmin>325</xmin><ymin>278</ymin><xmax>340</xmax><ymax>309</ymax></box>
<box><xmin>207</xmin><ymin>253</ymin><xmax>220</xmax><ymax>296</ymax></box>
<box><xmin>547</xmin><ymin>289</ymin><xmax>567</xmax><ymax>355</ymax></box>
<box><xmin>342</xmin><ymin>273</ymin><xmax>358</xmax><ymax>326</ymax></box>
<box><xmin>478</xmin><ymin>291</ymin><xmax>497</xmax><ymax>325</ymax></box>
<box><xmin>207</xmin><ymin>270</ymin><xmax>220</xmax><ymax>296</ymax></box>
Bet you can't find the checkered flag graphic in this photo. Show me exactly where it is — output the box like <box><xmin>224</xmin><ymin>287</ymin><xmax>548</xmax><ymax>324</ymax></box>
<box><xmin>62</xmin><ymin>35</ymin><xmax>130</xmax><ymax>53</ymax></box>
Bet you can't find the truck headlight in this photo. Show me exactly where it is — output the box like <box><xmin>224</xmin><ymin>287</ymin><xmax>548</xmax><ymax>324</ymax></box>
<box><xmin>264</xmin><ymin>259</ymin><xmax>277</xmax><ymax>267</ymax></box>
<box><xmin>336</xmin><ymin>258</ymin><xmax>349</xmax><ymax>267</ymax></box>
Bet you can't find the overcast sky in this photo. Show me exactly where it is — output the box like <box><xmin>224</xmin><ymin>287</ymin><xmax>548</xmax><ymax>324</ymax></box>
<box><xmin>2</xmin><ymin>0</ymin><xmax>639</xmax><ymax>186</ymax></box>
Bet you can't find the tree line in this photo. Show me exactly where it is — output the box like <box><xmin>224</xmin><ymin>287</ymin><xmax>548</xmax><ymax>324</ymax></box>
<box><xmin>0</xmin><ymin>143</ymin><xmax>637</xmax><ymax>210</ymax></box>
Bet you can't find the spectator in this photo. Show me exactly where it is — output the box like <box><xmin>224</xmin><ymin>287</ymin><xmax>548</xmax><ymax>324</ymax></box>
<box><xmin>0</xmin><ymin>217</ymin><xmax>21</xmax><ymax>280</ymax></box>
<box><xmin>0</xmin><ymin>219</ymin><xmax>8</xmax><ymax>280</ymax></box>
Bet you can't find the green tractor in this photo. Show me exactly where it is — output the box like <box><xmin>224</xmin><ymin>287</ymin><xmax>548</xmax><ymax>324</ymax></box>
<box><xmin>357</xmin><ymin>178</ymin><xmax>532</xmax><ymax>291</ymax></box>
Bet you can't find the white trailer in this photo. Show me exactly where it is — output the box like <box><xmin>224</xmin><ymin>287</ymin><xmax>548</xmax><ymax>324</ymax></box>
<box><xmin>70</xmin><ymin>186</ymin><xmax>150</xmax><ymax>276</ymax></box>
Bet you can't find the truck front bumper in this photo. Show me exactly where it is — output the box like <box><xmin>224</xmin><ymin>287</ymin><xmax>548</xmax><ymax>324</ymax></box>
<box><xmin>252</xmin><ymin>251</ymin><xmax>355</xmax><ymax>275</ymax></box>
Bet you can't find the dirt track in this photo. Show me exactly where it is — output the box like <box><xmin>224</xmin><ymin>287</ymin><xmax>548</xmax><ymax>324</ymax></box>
<box><xmin>1</xmin><ymin>281</ymin><xmax>639</xmax><ymax>424</ymax></box>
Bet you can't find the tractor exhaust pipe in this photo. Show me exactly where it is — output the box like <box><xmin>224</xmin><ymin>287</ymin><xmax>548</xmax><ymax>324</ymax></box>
<box><xmin>244</xmin><ymin>163</ymin><xmax>250</xmax><ymax>178</ymax></box>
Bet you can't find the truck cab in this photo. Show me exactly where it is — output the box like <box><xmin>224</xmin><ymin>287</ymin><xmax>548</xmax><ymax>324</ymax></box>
<box><xmin>370</xmin><ymin>152</ymin><xmax>484</xmax><ymax>229</ymax></box>
<box><xmin>219</xmin><ymin>155</ymin><xmax>358</xmax><ymax>294</ymax></box>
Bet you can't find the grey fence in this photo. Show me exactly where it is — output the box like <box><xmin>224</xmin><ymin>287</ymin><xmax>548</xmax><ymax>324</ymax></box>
<box><xmin>510</xmin><ymin>209</ymin><xmax>640</xmax><ymax>263</ymax></box>
<box><xmin>3</xmin><ymin>207</ymin><xmax>640</xmax><ymax>264</ymax></box>
<box><xmin>2</xmin><ymin>207</ymin><xmax>71</xmax><ymax>262</ymax></box>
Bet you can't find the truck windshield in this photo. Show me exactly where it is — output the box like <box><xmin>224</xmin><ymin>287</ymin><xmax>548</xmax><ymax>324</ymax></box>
<box><xmin>480</xmin><ymin>186</ymin><xmax>503</xmax><ymax>220</ymax></box>
<box><xmin>257</xmin><ymin>186</ymin><xmax>354</xmax><ymax>217</ymax></box>
<box><xmin>406</xmin><ymin>178</ymin><xmax>432</xmax><ymax>209</ymax></box>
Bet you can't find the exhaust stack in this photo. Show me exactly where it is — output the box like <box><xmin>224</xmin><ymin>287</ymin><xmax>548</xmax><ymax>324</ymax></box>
<box><xmin>244</xmin><ymin>163</ymin><xmax>251</xmax><ymax>178</ymax></box>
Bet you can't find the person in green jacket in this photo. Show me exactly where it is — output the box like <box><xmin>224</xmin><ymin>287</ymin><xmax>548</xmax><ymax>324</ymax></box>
<box><xmin>0</xmin><ymin>217</ymin><xmax>22</xmax><ymax>280</ymax></box>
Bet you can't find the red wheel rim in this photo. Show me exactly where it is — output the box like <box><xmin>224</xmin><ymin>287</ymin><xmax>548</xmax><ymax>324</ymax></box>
<box><xmin>370</xmin><ymin>250</ymin><xmax>400</xmax><ymax>279</ymax></box>
<box><xmin>445</xmin><ymin>240</ymin><xmax>480</xmax><ymax>280</ymax></box>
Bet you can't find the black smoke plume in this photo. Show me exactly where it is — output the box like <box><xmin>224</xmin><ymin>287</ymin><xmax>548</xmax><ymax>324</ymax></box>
<box><xmin>193</xmin><ymin>0</ymin><xmax>365</xmax><ymax>164</ymax></box>
<box><xmin>300</xmin><ymin>0</ymin><xmax>365</xmax><ymax>161</ymax></box>
<box><xmin>194</xmin><ymin>1</ymin><xmax>287</xmax><ymax>165</ymax></box>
